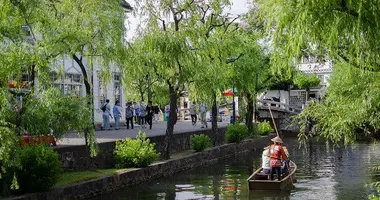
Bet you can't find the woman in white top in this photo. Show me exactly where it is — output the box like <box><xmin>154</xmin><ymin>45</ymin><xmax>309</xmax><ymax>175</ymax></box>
<box><xmin>262</xmin><ymin>146</ymin><xmax>271</xmax><ymax>174</ymax></box>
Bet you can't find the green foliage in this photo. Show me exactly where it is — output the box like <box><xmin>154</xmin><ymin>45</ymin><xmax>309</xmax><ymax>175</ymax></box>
<box><xmin>294</xmin><ymin>73</ymin><xmax>320</xmax><ymax>91</ymax></box>
<box><xmin>256</xmin><ymin>121</ymin><xmax>274</xmax><ymax>136</ymax></box>
<box><xmin>294</xmin><ymin>64</ymin><xmax>380</xmax><ymax>146</ymax></box>
<box><xmin>21</xmin><ymin>89</ymin><xmax>93</xmax><ymax>139</ymax></box>
<box><xmin>255</xmin><ymin>0</ymin><xmax>380</xmax><ymax>73</ymax></box>
<box><xmin>114</xmin><ymin>131</ymin><xmax>160</xmax><ymax>168</ymax></box>
<box><xmin>12</xmin><ymin>145</ymin><xmax>62</xmax><ymax>193</ymax></box>
<box><xmin>190</xmin><ymin>134</ymin><xmax>212</xmax><ymax>152</ymax></box>
<box><xmin>225</xmin><ymin>124</ymin><xmax>249</xmax><ymax>143</ymax></box>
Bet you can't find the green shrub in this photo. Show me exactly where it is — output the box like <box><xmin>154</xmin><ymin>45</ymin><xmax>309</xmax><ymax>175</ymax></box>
<box><xmin>114</xmin><ymin>131</ymin><xmax>160</xmax><ymax>168</ymax></box>
<box><xmin>190</xmin><ymin>134</ymin><xmax>212</xmax><ymax>152</ymax></box>
<box><xmin>256</xmin><ymin>121</ymin><xmax>274</xmax><ymax>136</ymax></box>
<box><xmin>225</xmin><ymin>124</ymin><xmax>249</xmax><ymax>143</ymax></box>
<box><xmin>15</xmin><ymin>145</ymin><xmax>62</xmax><ymax>193</ymax></box>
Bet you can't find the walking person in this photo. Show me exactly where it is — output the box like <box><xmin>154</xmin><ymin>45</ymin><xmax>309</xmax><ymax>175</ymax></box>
<box><xmin>113</xmin><ymin>100</ymin><xmax>122</xmax><ymax>130</ymax></box>
<box><xmin>146</xmin><ymin>101</ymin><xmax>154</xmax><ymax>129</ymax></box>
<box><xmin>134</xmin><ymin>101</ymin><xmax>140</xmax><ymax>125</ymax></box>
<box><xmin>140</xmin><ymin>101</ymin><xmax>147</xmax><ymax>128</ymax></box>
<box><xmin>153</xmin><ymin>105</ymin><xmax>160</xmax><ymax>123</ymax></box>
<box><xmin>164</xmin><ymin>103</ymin><xmax>170</xmax><ymax>121</ymax></box>
<box><xmin>101</xmin><ymin>99</ymin><xmax>112</xmax><ymax>130</ymax></box>
<box><xmin>199</xmin><ymin>102</ymin><xmax>208</xmax><ymax>128</ymax></box>
<box><xmin>190</xmin><ymin>102</ymin><xmax>197</xmax><ymax>126</ymax></box>
<box><xmin>125</xmin><ymin>102</ymin><xmax>134</xmax><ymax>129</ymax></box>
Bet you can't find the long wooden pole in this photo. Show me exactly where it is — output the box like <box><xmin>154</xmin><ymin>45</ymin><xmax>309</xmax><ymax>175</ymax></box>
<box><xmin>268</xmin><ymin>104</ymin><xmax>294</xmax><ymax>184</ymax></box>
<box><xmin>267</xmin><ymin>104</ymin><xmax>279</xmax><ymax>137</ymax></box>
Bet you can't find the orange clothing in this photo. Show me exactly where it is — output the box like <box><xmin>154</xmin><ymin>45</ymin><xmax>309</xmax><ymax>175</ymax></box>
<box><xmin>269</xmin><ymin>144</ymin><xmax>288</xmax><ymax>167</ymax></box>
<box><xmin>269</xmin><ymin>144</ymin><xmax>288</xmax><ymax>161</ymax></box>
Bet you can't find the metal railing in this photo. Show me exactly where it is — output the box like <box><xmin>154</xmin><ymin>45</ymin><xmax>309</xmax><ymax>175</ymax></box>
<box><xmin>257</xmin><ymin>100</ymin><xmax>303</xmax><ymax>114</ymax></box>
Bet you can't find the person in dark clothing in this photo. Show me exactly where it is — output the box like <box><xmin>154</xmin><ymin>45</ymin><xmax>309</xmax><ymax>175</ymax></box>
<box><xmin>125</xmin><ymin>102</ymin><xmax>134</xmax><ymax>129</ymax></box>
<box><xmin>146</xmin><ymin>101</ymin><xmax>154</xmax><ymax>129</ymax></box>
<box><xmin>153</xmin><ymin>105</ymin><xmax>160</xmax><ymax>123</ymax></box>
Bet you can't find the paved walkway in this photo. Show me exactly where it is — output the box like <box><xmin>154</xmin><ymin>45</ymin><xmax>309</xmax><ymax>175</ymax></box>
<box><xmin>57</xmin><ymin>121</ymin><xmax>229</xmax><ymax>146</ymax></box>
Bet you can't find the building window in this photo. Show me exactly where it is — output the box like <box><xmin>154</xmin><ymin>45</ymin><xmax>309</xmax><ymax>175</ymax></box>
<box><xmin>64</xmin><ymin>84</ymin><xmax>82</xmax><ymax>96</ymax></box>
<box><xmin>114</xmin><ymin>73</ymin><xmax>121</xmax><ymax>102</ymax></box>
<box><xmin>98</xmin><ymin>74</ymin><xmax>106</xmax><ymax>107</ymax></box>
<box><xmin>21</xmin><ymin>25</ymin><xmax>31</xmax><ymax>36</ymax></box>
<box><xmin>65</xmin><ymin>73</ymin><xmax>81</xmax><ymax>83</ymax></box>
<box><xmin>51</xmin><ymin>72</ymin><xmax>82</xmax><ymax>97</ymax></box>
<box><xmin>318</xmin><ymin>75</ymin><xmax>324</xmax><ymax>83</ymax></box>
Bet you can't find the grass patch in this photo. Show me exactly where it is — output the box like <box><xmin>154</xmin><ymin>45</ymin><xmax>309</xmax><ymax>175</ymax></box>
<box><xmin>56</xmin><ymin>168</ymin><xmax>134</xmax><ymax>186</ymax></box>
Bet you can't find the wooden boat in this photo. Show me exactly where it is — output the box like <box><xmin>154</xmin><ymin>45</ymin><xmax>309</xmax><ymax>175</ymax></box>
<box><xmin>247</xmin><ymin>161</ymin><xmax>297</xmax><ymax>191</ymax></box>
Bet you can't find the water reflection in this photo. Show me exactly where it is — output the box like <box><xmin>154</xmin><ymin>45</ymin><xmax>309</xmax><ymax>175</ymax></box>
<box><xmin>91</xmin><ymin>138</ymin><xmax>380</xmax><ymax>200</ymax></box>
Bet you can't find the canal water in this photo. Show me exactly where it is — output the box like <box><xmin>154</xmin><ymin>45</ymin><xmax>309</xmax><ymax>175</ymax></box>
<box><xmin>92</xmin><ymin>138</ymin><xmax>380</xmax><ymax>200</ymax></box>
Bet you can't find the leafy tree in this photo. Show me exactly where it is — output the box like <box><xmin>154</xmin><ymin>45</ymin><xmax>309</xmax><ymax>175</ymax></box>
<box><xmin>0</xmin><ymin>0</ymin><xmax>126</xmax><ymax>182</ymax></box>
<box><xmin>256</xmin><ymin>0</ymin><xmax>380</xmax><ymax>72</ymax></box>
<box><xmin>124</xmin><ymin>0</ymin><xmax>204</xmax><ymax>159</ymax></box>
<box><xmin>255</xmin><ymin>1</ymin><xmax>380</xmax><ymax>197</ymax></box>
<box><xmin>294</xmin><ymin>73</ymin><xmax>320</xmax><ymax>101</ymax></box>
<box><xmin>187</xmin><ymin>0</ymin><xmax>247</xmax><ymax>145</ymax></box>
<box><xmin>230</xmin><ymin>37</ymin><xmax>271</xmax><ymax>135</ymax></box>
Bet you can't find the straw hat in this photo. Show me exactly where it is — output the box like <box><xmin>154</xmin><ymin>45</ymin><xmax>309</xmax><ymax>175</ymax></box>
<box><xmin>271</xmin><ymin>136</ymin><xmax>283</xmax><ymax>144</ymax></box>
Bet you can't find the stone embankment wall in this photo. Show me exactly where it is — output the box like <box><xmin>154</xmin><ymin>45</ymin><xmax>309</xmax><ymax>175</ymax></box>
<box><xmin>8</xmin><ymin>136</ymin><xmax>270</xmax><ymax>200</ymax></box>
<box><xmin>55</xmin><ymin>127</ymin><xmax>227</xmax><ymax>171</ymax></box>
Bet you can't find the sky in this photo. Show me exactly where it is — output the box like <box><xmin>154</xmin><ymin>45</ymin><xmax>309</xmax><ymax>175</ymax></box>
<box><xmin>125</xmin><ymin>0</ymin><xmax>250</xmax><ymax>41</ymax></box>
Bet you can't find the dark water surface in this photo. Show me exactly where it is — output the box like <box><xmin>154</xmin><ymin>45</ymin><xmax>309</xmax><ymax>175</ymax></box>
<box><xmin>91</xmin><ymin>138</ymin><xmax>380</xmax><ymax>200</ymax></box>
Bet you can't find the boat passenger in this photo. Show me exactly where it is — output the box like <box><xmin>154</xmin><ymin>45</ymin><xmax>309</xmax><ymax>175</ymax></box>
<box><xmin>269</xmin><ymin>136</ymin><xmax>288</xmax><ymax>181</ymax></box>
<box><xmin>281</xmin><ymin>146</ymin><xmax>290</xmax><ymax>174</ymax></box>
<box><xmin>261</xmin><ymin>146</ymin><xmax>271</xmax><ymax>175</ymax></box>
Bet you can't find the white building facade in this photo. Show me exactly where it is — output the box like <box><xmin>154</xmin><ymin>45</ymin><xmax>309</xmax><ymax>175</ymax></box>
<box><xmin>51</xmin><ymin>56</ymin><xmax>126</xmax><ymax>126</ymax></box>
<box><xmin>262</xmin><ymin>57</ymin><xmax>333</xmax><ymax>109</ymax></box>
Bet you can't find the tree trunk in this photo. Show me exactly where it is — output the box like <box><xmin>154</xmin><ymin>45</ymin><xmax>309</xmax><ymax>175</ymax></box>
<box><xmin>162</xmin><ymin>84</ymin><xmax>177</xmax><ymax>160</ymax></box>
<box><xmin>29</xmin><ymin>65</ymin><xmax>35</xmax><ymax>88</ymax></box>
<box><xmin>245</xmin><ymin>92</ymin><xmax>254</xmax><ymax>136</ymax></box>
<box><xmin>73</xmin><ymin>54</ymin><xmax>91</xmax><ymax>149</ymax></box>
<box><xmin>140</xmin><ymin>89</ymin><xmax>144</xmax><ymax>102</ymax></box>
<box><xmin>305</xmin><ymin>88</ymin><xmax>310</xmax><ymax>102</ymax></box>
<box><xmin>211</xmin><ymin>92</ymin><xmax>219</xmax><ymax>145</ymax></box>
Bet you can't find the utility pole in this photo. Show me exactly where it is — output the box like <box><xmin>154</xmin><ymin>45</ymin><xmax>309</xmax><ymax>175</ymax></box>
<box><xmin>232</xmin><ymin>86</ymin><xmax>236</xmax><ymax>124</ymax></box>
<box><xmin>254</xmin><ymin>72</ymin><xmax>258</xmax><ymax>122</ymax></box>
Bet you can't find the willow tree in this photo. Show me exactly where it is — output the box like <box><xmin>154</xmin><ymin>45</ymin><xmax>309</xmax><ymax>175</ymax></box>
<box><xmin>294</xmin><ymin>73</ymin><xmax>320</xmax><ymax>101</ymax></box>
<box><xmin>255</xmin><ymin>0</ymin><xmax>380</xmax><ymax>137</ymax></box>
<box><xmin>0</xmin><ymin>0</ymin><xmax>103</xmax><ymax>182</ymax></box>
<box><xmin>125</xmin><ymin>0</ymin><xmax>206</xmax><ymax>159</ymax></box>
<box><xmin>230</xmin><ymin>40</ymin><xmax>271</xmax><ymax>135</ymax></box>
<box><xmin>0</xmin><ymin>0</ymin><xmax>60</xmax><ymax>179</ymax></box>
<box><xmin>186</xmin><ymin>0</ymin><xmax>249</xmax><ymax>144</ymax></box>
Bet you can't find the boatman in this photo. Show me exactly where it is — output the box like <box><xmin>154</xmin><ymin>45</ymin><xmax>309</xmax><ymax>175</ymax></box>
<box><xmin>269</xmin><ymin>136</ymin><xmax>288</xmax><ymax>181</ymax></box>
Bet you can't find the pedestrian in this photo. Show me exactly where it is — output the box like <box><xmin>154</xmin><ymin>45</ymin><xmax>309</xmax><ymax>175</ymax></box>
<box><xmin>174</xmin><ymin>105</ymin><xmax>178</xmax><ymax>125</ymax></box>
<box><xmin>134</xmin><ymin>101</ymin><xmax>140</xmax><ymax>124</ymax></box>
<box><xmin>164</xmin><ymin>103</ymin><xmax>170</xmax><ymax>121</ymax></box>
<box><xmin>101</xmin><ymin>99</ymin><xmax>112</xmax><ymax>130</ymax></box>
<box><xmin>153</xmin><ymin>104</ymin><xmax>160</xmax><ymax>123</ymax></box>
<box><xmin>146</xmin><ymin>101</ymin><xmax>154</xmax><ymax>129</ymax></box>
<box><xmin>140</xmin><ymin>101</ymin><xmax>147</xmax><ymax>128</ymax></box>
<box><xmin>199</xmin><ymin>102</ymin><xmax>208</xmax><ymax>128</ymax></box>
<box><xmin>113</xmin><ymin>100</ymin><xmax>122</xmax><ymax>130</ymax></box>
<box><xmin>125</xmin><ymin>102</ymin><xmax>134</xmax><ymax>129</ymax></box>
<box><xmin>190</xmin><ymin>102</ymin><xmax>197</xmax><ymax>126</ymax></box>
